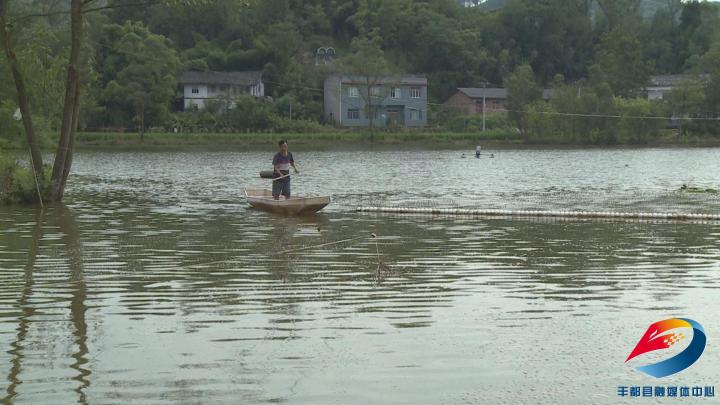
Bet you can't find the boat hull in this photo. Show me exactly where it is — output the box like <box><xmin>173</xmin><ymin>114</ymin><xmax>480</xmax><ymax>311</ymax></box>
<box><xmin>244</xmin><ymin>188</ymin><xmax>330</xmax><ymax>215</ymax></box>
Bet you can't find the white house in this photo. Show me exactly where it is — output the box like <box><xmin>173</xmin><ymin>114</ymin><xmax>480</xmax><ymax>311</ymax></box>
<box><xmin>179</xmin><ymin>70</ymin><xmax>264</xmax><ymax>110</ymax></box>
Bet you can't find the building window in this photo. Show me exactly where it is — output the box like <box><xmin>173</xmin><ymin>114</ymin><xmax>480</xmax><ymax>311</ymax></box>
<box><xmin>410</xmin><ymin>109</ymin><xmax>421</xmax><ymax>121</ymax></box>
<box><xmin>348</xmin><ymin>86</ymin><xmax>359</xmax><ymax>98</ymax></box>
<box><xmin>410</xmin><ymin>87</ymin><xmax>421</xmax><ymax>98</ymax></box>
<box><xmin>390</xmin><ymin>87</ymin><xmax>401</xmax><ymax>99</ymax></box>
<box><xmin>347</xmin><ymin>109</ymin><xmax>360</xmax><ymax>120</ymax></box>
<box><xmin>191</xmin><ymin>87</ymin><xmax>199</xmax><ymax>94</ymax></box>
<box><xmin>370</xmin><ymin>86</ymin><xmax>381</xmax><ymax>97</ymax></box>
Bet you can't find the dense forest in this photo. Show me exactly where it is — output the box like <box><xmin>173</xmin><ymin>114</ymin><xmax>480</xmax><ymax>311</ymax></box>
<box><xmin>1</xmin><ymin>0</ymin><xmax>720</xmax><ymax>143</ymax></box>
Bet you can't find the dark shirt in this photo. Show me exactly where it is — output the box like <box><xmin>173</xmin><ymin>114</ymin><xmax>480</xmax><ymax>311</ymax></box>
<box><xmin>272</xmin><ymin>152</ymin><xmax>294</xmax><ymax>176</ymax></box>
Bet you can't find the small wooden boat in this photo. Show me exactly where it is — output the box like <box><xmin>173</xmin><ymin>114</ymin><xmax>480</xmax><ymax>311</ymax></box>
<box><xmin>243</xmin><ymin>188</ymin><xmax>331</xmax><ymax>215</ymax></box>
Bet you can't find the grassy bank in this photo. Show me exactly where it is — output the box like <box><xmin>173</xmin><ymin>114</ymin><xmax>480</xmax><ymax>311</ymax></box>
<box><xmin>73</xmin><ymin>130</ymin><xmax>523</xmax><ymax>150</ymax></box>
<box><xmin>3</xmin><ymin>129</ymin><xmax>720</xmax><ymax>153</ymax></box>
<box><xmin>71</xmin><ymin>130</ymin><xmax>720</xmax><ymax>150</ymax></box>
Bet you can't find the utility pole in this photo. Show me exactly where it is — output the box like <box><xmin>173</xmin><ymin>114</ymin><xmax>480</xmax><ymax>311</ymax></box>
<box><xmin>289</xmin><ymin>101</ymin><xmax>292</xmax><ymax>121</ymax></box>
<box><xmin>482</xmin><ymin>81</ymin><xmax>487</xmax><ymax>132</ymax></box>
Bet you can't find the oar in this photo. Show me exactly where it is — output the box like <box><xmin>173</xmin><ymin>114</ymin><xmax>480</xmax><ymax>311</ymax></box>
<box><xmin>259</xmin><ymin>170</ymin><xmax>299</xmax><ymax>181</ymax></box>
<box><xmin>272</xmin><ymin>173</ymin><xmax>292</xmax><ymax>181</ymax></box>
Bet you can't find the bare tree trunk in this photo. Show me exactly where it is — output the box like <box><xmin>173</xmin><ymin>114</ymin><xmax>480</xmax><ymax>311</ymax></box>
<box><xmin>0</xmin><ymin>0</ymin><xmax>44</xmax><ymax>179</ymax></box>
<box><xmin>49</xmin><ymin>0</ymin><xmax>82</xmax><ymax>202</ymax></box>
<box><xmin>58</xmin><ymin>79</ymin><xmax>81</xmax><ymax>198</ymax></box>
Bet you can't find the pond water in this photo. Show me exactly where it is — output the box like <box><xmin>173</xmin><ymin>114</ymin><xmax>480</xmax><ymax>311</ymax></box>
<box><xmin>1</xmin><ymin>147</ymin><xmax>719</xmax><ymax>403</ymax></box>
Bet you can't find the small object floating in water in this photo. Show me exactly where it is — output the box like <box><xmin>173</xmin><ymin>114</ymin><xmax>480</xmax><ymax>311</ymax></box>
<box><xmin>680</xmin><ymin>184</ymin><xmax>718</xmax><ymax>194</ymax></box>
<box><xmin>244</xmin><ymin>188</ymin><xmax>330</xmax><ymax>215</ymax></box>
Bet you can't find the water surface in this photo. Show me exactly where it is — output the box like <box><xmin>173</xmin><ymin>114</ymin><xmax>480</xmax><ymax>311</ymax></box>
<box><xmin>1</xmin><ymin>147</ymin><xmax>719</xmax><ymax>403</ymax></box>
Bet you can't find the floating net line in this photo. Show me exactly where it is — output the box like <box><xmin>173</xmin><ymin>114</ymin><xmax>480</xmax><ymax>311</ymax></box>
<box><xmin>351</xmin><ymin>187</ymin><xmax>720</xmax><ymax>221</ymax></box>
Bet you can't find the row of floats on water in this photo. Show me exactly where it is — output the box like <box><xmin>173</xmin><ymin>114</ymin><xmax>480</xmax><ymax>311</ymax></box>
<box><xmin>355</xmin><ymin>206</ymin><xmax>720</xmax><ymax>221</ymax></box>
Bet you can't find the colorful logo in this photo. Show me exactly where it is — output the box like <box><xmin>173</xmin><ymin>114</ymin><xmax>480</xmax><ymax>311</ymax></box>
<box><xmin>626</xmin><ymin>318</ymin><xmax>706</xmax><ymax>378</ymax></box>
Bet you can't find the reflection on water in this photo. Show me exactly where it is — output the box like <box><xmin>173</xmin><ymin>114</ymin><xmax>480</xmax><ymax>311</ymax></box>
<box><xmin>1</xmin><ymin>207</ymin><xmax>90</xmax><ymax>404</ymax></box>
<box><xmin>0</xmin><ymin>148</ymin><xmax>719</xmax><ymax>403</ymax></box>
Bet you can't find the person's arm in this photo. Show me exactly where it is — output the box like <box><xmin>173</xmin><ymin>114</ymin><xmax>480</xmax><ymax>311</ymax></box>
<box><xmin>290</xmin><ymin>153</ymin><xmax>299</xmax><ymax>173</ymax></box>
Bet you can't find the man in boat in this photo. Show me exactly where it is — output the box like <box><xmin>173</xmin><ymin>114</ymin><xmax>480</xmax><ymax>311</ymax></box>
<box><xmin>272</xmin><ymin>140</ymin><xmax>299</xmax><ymax>200</ymax></box>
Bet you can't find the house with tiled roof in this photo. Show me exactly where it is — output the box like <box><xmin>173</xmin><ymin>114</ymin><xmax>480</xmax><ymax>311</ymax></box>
<box><xmin>443</xmin><ymin>87</ymin><xmax>553</xmax><ymax>115</ymax></box>
<box><xmin>179</xmin><ymin>71</ymin><xmax>264</xmax><ymax>110</ymax></box>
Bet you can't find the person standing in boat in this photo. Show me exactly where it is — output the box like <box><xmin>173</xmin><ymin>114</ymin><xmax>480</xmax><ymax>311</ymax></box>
<box><xmin>272</xmin><ymin>140</ymin><xmax>299</xmax><ymax>200</ymax></box>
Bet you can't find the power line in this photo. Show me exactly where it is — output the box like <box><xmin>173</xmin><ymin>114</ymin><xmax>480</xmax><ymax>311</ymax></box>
<box><xmin>263</xmin><ymin>79</ymin><xmax>720</xmax><ymax>122</ymax></box>
<box><xmin>491</xmin><ymin>108</ymin><xmax>720</xmax><ymax>121</ymax></box>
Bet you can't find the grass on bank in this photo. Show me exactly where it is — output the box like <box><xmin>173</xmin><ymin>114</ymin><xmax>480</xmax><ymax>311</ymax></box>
<box><xmin>73</xmin><ymin>129</ymin><xmax>720</xmax><ymax>148</ymax></box>
<box><xmin>3</xmin><ymin>127</ymin><xmax>720</xmax><ymax>154</ymax></box>
<box><xmin>0</xmin><ymin>153</ymin><xmax>48</xmax><ymax>205</ymax></box>
<box><xmin>73</xmin><ymin>129</ymin><xmax>522</xmax><ymax>148</ymax></box>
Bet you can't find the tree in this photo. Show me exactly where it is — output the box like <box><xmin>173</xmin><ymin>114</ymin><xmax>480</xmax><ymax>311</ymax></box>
<box><xmin>97</xmin><ymin>22</ymin><xmax>180</xmax><ymax>138</ymax></box>
<box><xmin>1</xmin><ymin>0</ymin><xmax>212</xmax><ymax>203</ymax></box>
<box><xmin>695</xmin><ymin>47</ymin><xmax>720</xmax><ymax>119</ymax></box>
<box><xmin>505</xmin><ymin>63</ymin><xmax>542</xmax><ymax>135</ymax></box>
<box><xmin>595</xmin><ymin>0</ymin><xmax>642</xmax><ymax>31</ymax></box>
<box><xmin>0</xmin><ymin>0</ymin><xmax>44</xmax><ymax>179</ymax></box>
<box><xmin>500</xmin><ymin>0</ymin><xmax>594</xmax><ymax>83</ymax></box>
<box><xmin>666</xmin><ymin>77</ymin><xmax>706</xmax><ymax>136</ymax></box>
<box><xmin>341</xmin><ymin>36</ymin><xmax>396</xmax><ymax>139</ymax></box>
<box><xmin>615</xmin><ymin>97</ymin><xmax>666</xmax><ymax>144</ymax></box>
<box><xmin>591</xmin><ymin>28</ymin><xmax>651</xmax><ymax>98</ymax></box>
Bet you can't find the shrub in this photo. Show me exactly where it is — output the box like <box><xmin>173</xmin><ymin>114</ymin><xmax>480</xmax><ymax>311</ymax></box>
<box><xmin>0</xmin><ymin>152</ymin><xmax>47</xmax><ymax>205</ymax></box>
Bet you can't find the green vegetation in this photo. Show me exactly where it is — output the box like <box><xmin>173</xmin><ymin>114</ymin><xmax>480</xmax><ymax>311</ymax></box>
<box><xmin>3</xmin><ymin>0</ymin><xmax>720</xmax><ymax>142</ymax></box>
<box><xmin>680</xmin><ymin>184</ymin><xmax>719</xmax><ymax>194</ymax></box>
<box><xmin>0</xmin><ymin>152</ymin><xmax>48</xmax><ymax>204</ymax></box>
<box><xmin>2</xmin><ymin>0</ymin><xmax>720</xmax><ymax>205</ymax></box>
<box><xmin>73</xmin><ymin>129</ymin><xmax>522</xmax><ymax>148</ymax></box>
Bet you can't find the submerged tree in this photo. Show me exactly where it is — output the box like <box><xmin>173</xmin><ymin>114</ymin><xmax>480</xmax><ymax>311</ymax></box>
<box><xmin>0</xmin><ymin>0</ymin><xmax>212</xmax><ymax>203</ymax></box>
<box><xmin>0</xmin><ymin>0</ymin><xmax>45</xmax><ymax>179</ymax></box>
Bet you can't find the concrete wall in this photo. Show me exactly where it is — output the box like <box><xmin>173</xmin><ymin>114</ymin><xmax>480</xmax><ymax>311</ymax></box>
<box><xmin>323</xmin><ymin>76</ymin><xmax>342</xmax><ymax>125</ymax></box>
